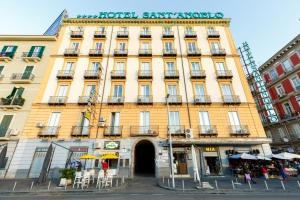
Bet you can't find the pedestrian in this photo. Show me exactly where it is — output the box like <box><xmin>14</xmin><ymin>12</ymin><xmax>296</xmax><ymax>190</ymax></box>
<box><xmin>245</xmin><ymin>171</ymin><xmax>256</xmax><ymax>184</ymax></box>
<box><xmin>261</xmin><ymin>166</ymin><xmax>269</xmax><ymax>180</ymax></box>
<box><xmin>278</xmin><ymin>162</ymin><xmax>287</xmax><ymax>181</ymax></box>
<box><xmin>101</xmin><ymin>159</ymin><xmax>109</xmax><ymax>176</ymax></box>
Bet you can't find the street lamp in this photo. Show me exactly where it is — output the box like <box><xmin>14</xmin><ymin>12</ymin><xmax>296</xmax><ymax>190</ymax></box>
<box><xmin>166</xmin><ymin>93</ymin><xmax>175</xmax><ymax>188</ymax></box>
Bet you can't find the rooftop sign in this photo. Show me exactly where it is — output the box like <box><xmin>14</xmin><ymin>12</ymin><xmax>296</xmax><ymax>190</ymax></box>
<box><xmin>76</xmin><ymin>12</ymin><xmax>224</xmax><ymax>19</ymax></box>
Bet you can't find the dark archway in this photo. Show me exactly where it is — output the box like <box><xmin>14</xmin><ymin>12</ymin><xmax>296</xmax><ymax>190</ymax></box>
<box><xmin>134</xmin><ymin>140</ymin><xmax>155</xmax><ymax>176</ymax></box>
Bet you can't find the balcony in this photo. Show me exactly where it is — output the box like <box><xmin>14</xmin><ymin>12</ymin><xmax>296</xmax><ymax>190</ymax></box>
<box><xmin>140</xmin><ymin>31</ymin><xmax>151</xmax><ymax>38</ymax></box>
<box><xmin>71</xmin><ymin>126</ymin><xmax>91</xmax><ymax>137</ymax></box>
<box><xmin>111</xmin><ymin>70</ymin><xmax>126</xmax><ymax>79</ymax></box>
<box><xmin>56</xmin><ymin>70</ymin><xmax>74</xmax><ymax>79</ymax></box>
<box><xmin>130</xmin><ymin>126</ymin><xmax>159</xmax><ymax>137</ymax></box>
<box><xmin>138</xmin><ymin>49</ymin><xmax>152</xmax><ymax>56</ymax></box>
<box><xmin>84</xmin><ymin>70</ymin><xmax>100</xmax><ymax>79</ymax></box>
<box><xmin>0</xmin><ymin>52</ymin><xmax>15</xmax><ymax>62</ymax></box>
<box><xmin>162</xmin><ymin>31</ymin><xmax>174</xmax><ymax>38</ymax></box>
<box><xmin>190</xmin><ymin>70</ymin><xmax>206</xmax><ymax>79</ymax></box>
<box><xmin>89</xmin><ymin>49</ymin><xmax>103</xmax><ymax>57</ymax></box>
<box><xmin>164</xmin><ymin>70</ymin><xmax>179</xmax><ymax>79</ymax></box>
<box><xmin>187</xmin><ymin>49</ymin><xmax>201</xmax><ymax>56</ymax></box>
<box><xmin>78</xmin><ymin>96</ymin><xmax>95</xmax><ymax>105</ymax></box>
<box><xmin>207</xmin><ymin>30</ymin><xmax>220</xmax><ymax>38</ymax></box>
<box><xmin>216</xmin><ymin>70</ymin><xmax>233</xmax><ymax>79</ymax></box>
<box><xmin>222</xmin><ymin>95</ymin><xmax>241</xmax><ymax>104</ymax></box>
<box><xmin>107</xmin><ymin>96</ymin><xmax>124</xmax><ymax>105</ymax></box>
<box><xmin>211</xmin><ymin>48</ymin><xmax>226</xmax><ymax>56</ymax></box>
<box><xmin>48</xmin><ymin>96</ymin><xmax>67</xmax><ymax>105</ymax></box>
<box><xmin>117</xmin><ymin>31</ymin><xmax>129</xmax><ymax>38</ymax></box>
<box><xmin>103</xmin><ymin>126</ymin><xmax>122</xmax><ymax>137</ymax></box>
<box><xmin>0</xmin><ymin>97</ymin><xmax>25</xmax><ymax>109</ymax></box>
<box><xmin>10</xmin><ymin>73</ymin><xmax>35</xmax><ymax>83</ymax></box>
<box><xmin>0</xmin><ymin>127</ymin><xmax>11</xmax><ymax>138</ymax></box>
<box><xmin>138</xmin><ymin>70</ymin><xmax>152</xmax><ymax>79</ymax></box>
<box><xmin>229</xmin><ymin>125</ymin><xmax>250</xmax><ymax>137</ymax></box>
<box><xmin>70</xmin><ymin>31</ymin><xmax>83</xmax><ymax>38</ymax></box>
<box><xmin>114</xmin><ymin>49</ymin><xmax>128</xmax><ymax>57</ymax></box>
<box><xmin>38</xmin><ymin>126</ymin><xmax>60</xmax><ymax>137</ymax></box>
<box><xmin>279</xmin><ymin>112</ymin><xmax>300</xmax><ymax>122</ymax></box>
<box><xmin>137</xmin><ymin>95</ymin><xmax>153</xmax><ymax>104</ymax></box>
<box><xmin>194</xmin><ymin>95</ymin><xmax>211</xmax><ymax>104</ymax></box>
<box><xmin>184</xmin><ymin>31</ymin><xmax>197</xmax><ymax>38</ymax></box>
<box><xmin>64</xmin><ymin>49</ymin><xmax>78</xmax><ymax>57</ymax></box>
<box><xmin>168</xmin><ymin>125</ymin><xmax>185</xmax><ymax>136</ymax></box>
<box><xmin>94</xmin><ymin>31</ymin><xmax>106</xmax><ymax>38</ymax></box>
<box><xmin>22</xmin><ymin>52</ymin><xmax>42</xmax><ymax>62</ymax></box>
<box><xmin>199</xmin><ymin>125</ymin><xmax>218</xmax><ymax>137</ymax></box>
<box><xmin>163</xmin><ymin>49</ymin><xmax>177</xmax><ymax>57</ymax></box>
<box><xmin>166</xmin><ymin>95</ymin><xmax>182</xmax><ymax>105</ymax></box>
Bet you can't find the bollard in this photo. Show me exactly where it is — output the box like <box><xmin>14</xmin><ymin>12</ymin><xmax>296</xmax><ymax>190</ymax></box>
<box><xmin>215</xmin><ymin>180</ymin><xmax>219</xmax><ymax>190</ymax></box>
<box><xmin>248</xmin><ymin>181</ymin><xmax>252</xmax><ymax>190</ymax></box>
<box><xmin>297</xmin><ymin>181</ymin><xmax>300</xmax><ymax>188</ymax></box>
<box><xmin>30</xmin><ymin>181</ymin><xmax>34</xmax><ymax>191</ymax></box>
<box><xmin>280</xmin><ymin>180</ymin><xmax>286</xmax><ymax>191</ymax></box>
<box><xmin>116</xmin><ymin>179</ymin><xmax>119</xmax><ymax>187</ymax></box>
<box><xmin>162</xmin><ymin>176</ymin><xmax>165</xmax><ymax>184</ymax></box>
<box><xmin>12</xmin><ymin>182</ymin><xmax>17</xmax><ymax>192</ymax></box>
<box><xmin>182</xmin><ymin>180</ymin><xmax>185</xmax><ymax>191</ymax></box>
<box><xmin>231</xmin><ymin>180</ymin><xmax>235</xmax><ymax>189</ymax></box>
<box><xmin>264</xmin><ymin>180</ymin><xmax>269</xmax><ymax>190</ymax></box>
<box><xmin>168</xmin><ymin>179</ymin><xmax>170</xmax><ymax>187</ymax></box>
<box><xmin>48</xmin><ymin>181</ymin><xmax>51</xmax><ymax>191</ymax></box>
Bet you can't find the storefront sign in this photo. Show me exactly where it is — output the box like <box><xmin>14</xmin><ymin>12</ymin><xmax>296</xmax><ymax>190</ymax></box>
<box><xmin>203</xmin><ymin>147</ymin><xmax>217</xmax><ymax>152</ymax></box>
<box><xmin>77</xmin><ymin>12</ymin><xmax>224</xmax><ymax>19</ymax></box>
<box><xmin>104</xmin><ymin>141</ymin><xmax>120</xmax><ymax>150</ymax></box>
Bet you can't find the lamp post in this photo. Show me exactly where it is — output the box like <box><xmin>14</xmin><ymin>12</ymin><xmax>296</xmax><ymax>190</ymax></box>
<box><xmin>166</xmin><ymin>93</ymin><xmax>175</xmax><ymax>188</ymax></box>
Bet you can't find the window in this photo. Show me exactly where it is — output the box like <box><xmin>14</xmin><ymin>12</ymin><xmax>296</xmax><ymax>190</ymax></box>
<box><xmin>140</xmin><ymin>84</ymin><xmax>150</xmax><ymax>96</ymax></box>
<box><xmin>118</xmin><ymin>42</ymin><xmax>126</xmax><ymax>51</ymax></box>
<box><xmin>6</xmin><ymin>87</ymin><xmax>24</xmax><ymax>100</ymax></box>
<box><xmin>22</xmin><ymin>66</ymin><xmax>34</xmax><ymax>79</ymax></box>
<box><xmin>194</xmin><ymin>84</ymin><xmax>205</xmax><ymax>96</ymax></box>
<box><xmin>48</xmin><ymin>112</ymin><xmax>60</xmax><ymax>127</ymax></box>
<box><xmin>95</xmin><ymin>42</ymin><xmax>102</xmax><ymax>50</ymax></box>
<box><xmin>57</xmin><ymin>85</ymin><xmax>68</xmax><ymax>97</ymax></box>
<box><xmin>0</xmin><ymin>115</ymin><xmax>13</xmax><ymax>137</ymax></box>
<box><xmin>168</xmin><ymin>111</ymin><xmax>180</xmax><ymax>133</ymax></box>
<box><xmin>0</xmin><ymin>46</ymin><xmax>17</xmax><ymax>58</ymax></box>
<box><xmin>91</xmin><ymin>62</ymin><xmax>100</xmax><ymax>71</ymax></box>
<box><xmin>291</xmin><ymin>76</ymin><xmax>300</xmax><ymax>90</ymax></box>
<box><xmin>283</xmin><ymin>102</ymin><xmax>293</xmax><ymax>115</ymax></box>
<box><xmin>71</xmin><ymin>42</ymin><xmax>79</xmax><ymax>50</ymax></box>
<box><xmin>84</xmin><ymin>85</ymin><xmax>96</xmax><ymax>96</ymax></box>
<box><xmin>187</xmin><ymin>42</ymin><xmax>197</xmax><ymax>52</ymax></box>
<box><xmin>142</xmin><ymin>27</ymin><xmax>150</xmax><ymax>33</ymax></box>
<box><xmin>65</xmin><ymin>62</ymin><xmax>74</xmax><ymax>72</ymax></box>
<box><xmin>120</xmin><ymin>27</ymin><xmax>127</xmax><ymax>32</ymax></box>
<box><xmin>168</xmin><ymin>85</ymin><xmax>177</xmax><ymax>95</ymax></box>
<box><xmin>295</xmin><ymin>96</ymin><xmax>300</xmax><ymax>106</ymax></box>
<box><xmin>191</xmin><ymin>62</ymin><xmax>201</xmax><ymax>71</ymax></box>
<box><xmin>165</xmin><ymin>42</ymin><xmax>173</xmax><ymax>51</ymax></box>
<box><xmin>211</xmin><ymin>42</ymin><xmax>220</xmax><ymax>50</ymax></box>
<box><xmin>269</xmin><ymin>69</ymin><xmax>278</xmax><ymax>80</ymax></box>
<box><xmin>228</xmin><ymin>112</ymin><xmax>241</xmax><ymax>128</ymax></box>
<box><xmin>282</xmin><ymin>59</ymin><xmax>292</xmax><ymax>72</ymax></box>
<box><xmin>207</xmin><ymin>27</ymin><xmax>215</xmax><ymax>33</ymax></box>
<box><xmin>141</xmin><ymin>42</ymin><xmax>150</xmax><ymax>50</ymax></box>
<box><xmin>115</xmin><ymin>62</ymin><xmax>125</xmax><ymax>75</ymax></box>
<box><xmin>291</xmin><ymin>124</ymin><xmax>300</xmax><ymax>138</ymax></box>
<box><xmin>276</xmin><ymin>85</ymin><xmax>285</xmax><ymax>96</ymax></box>
<box><xmin>113</xmin><ymin>85</ymin><xmax>123</xmax><ymax>97</ymax></box>
<box><xmin>140</xmin><ymin>112</ymin><xmax>150</xmax><ymax>133</ymax></box>
<box><xmin>0</xmin><ymin>66</ymin><xmax>4</xmax><ymax>74</ymax></box>
<box><xmin>110</xmin><ymin>112</ymin><xmax>120</xmax><ymax>134</ymax></box>
<box><xmin>221</xmin><ymin>84</ymin><xmax>233</xmax><ymax>96</ymax></box>
<box><xmin>164</xmin><ymin>27</ymin><xmax>172</xmax><ymax>33</ymax></box>
<box><xmin>199</xmin><ymin>111</ymin><xmax>211</xmax><ymax>133</ymax></box>
<box><xmin>216</xmin><ymin>62</ymin><xmax>225</xmax><ymax>71</ymax></box>
<box><xmin>29</xmin><ymin>46</ymin><xmax>45</xmax><ymax>57</ymax></box>
<box><xmin>78</xmin><ymin>112</ymin><xmax>90</xmax><ymax>135</ymax></box>
<box><xmin>141</xmin><ymin>62</ymin><xmax>150</xmax><ymax>71</ymax></box>
<box><xmin>185</xmin><ymin>27</ymin><xmax>193</xmax><ymax>34</ymax></box>
<box><xmin>98</xmin><ymin>26</ymin><xmax>105</xmax><ymax>33</ymax></box>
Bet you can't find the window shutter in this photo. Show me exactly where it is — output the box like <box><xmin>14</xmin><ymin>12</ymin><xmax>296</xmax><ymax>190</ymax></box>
<box><xmin>0</xmin><ymin>66</ymin><xmax>4</xmax><ymax>74</ymax></box>
<box><xmin>11</xmin><ymin>46</ymin><xmax>17</xmax><ymax>58</ymax></box>
<box><xmin>6</xmin><ymin>87</ymin><xmax>17</xmax><ymax>99</ymax></box>
<box><xmin>38</xmin><ymin>46</ymin><xmax>45</xmax><ymax>58</ymax></box>
<box><xmin>15</xmin><ymin>87</ymin><xmax>25</xmax><ymax>97</ymax></box>
<box><xmin>1</xmin><ymin>46</ymin><xmax>8</xmax><ymax>53</ymax></box>
<box><xmin>0</xmin><ymin>115</ymin><xmax>13</xmax><ymax>137</ymax></box>
<box><xmin>28</xmin><ymin>46</ymin><xmax>35</xmax><ymax>57</ymax></box>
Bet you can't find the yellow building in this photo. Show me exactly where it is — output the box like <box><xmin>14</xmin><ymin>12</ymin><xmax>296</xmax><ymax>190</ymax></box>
<box><xmin>7</xmin><ymin>12</ymin><xmax>271</xmax><ymax>178</ymax></box>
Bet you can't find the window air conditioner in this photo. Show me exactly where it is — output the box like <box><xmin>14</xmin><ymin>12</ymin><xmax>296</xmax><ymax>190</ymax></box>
<box><xmin>185</xmin><ymin>128</ymin><xmax>193</xmax><ymax>138</ymax></box>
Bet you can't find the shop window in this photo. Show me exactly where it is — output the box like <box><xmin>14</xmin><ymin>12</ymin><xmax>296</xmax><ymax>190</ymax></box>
<box><xmin>28</xmin><ymin>147</ymin><xmax>48</xmax><ymax>178</ymax></box>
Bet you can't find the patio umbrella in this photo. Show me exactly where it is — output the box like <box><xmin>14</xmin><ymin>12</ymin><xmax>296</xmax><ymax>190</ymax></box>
<box><xmin>80</xmin><ymin>154</ymin><xmax>97</xmax><ymax>169</ymax></box>
<box><xmin>272</xmin><ymin>152</ymin><xmax>300</xmax><ymax>160</ymax></box>
<box><xmin>229</xmin><ymin>153</ymin><xmax>257</xmax><ymax>160</ymax></box>
<box><xmin>100</xmin><ymin>154</ymin><xmax>119</xmax><ymax>160</ymax></box>
<box><xmin>256</xmin><ymin>155</ymin><xmax>271</xmax><ymax>161</ymax></box>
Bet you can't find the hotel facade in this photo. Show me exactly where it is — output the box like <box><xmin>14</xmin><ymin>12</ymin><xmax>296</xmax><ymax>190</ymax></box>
<box><xmin>5</xmin><ymin>13</ymin><xmax>271</xmax><ymax>178</ymax></box>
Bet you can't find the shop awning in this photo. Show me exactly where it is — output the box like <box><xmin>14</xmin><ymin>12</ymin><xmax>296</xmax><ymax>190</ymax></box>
<box><xmin>256</xmin><ymin>155</ymin><xmax>271</xmax><ymax>161</ymax></box>
<box><xmin>229</xmin><ymin>153</ymin><xmax>257</xmax><ymax>160</ymax></box>
<box><xmin>272</xmin><ymin>152</ymin><xmax>300</xmax><ymax>160</ymax></box>
<box><xmin>80</xmin><ymin>154</ymin><xmax>97</xmax><ymax>159</ymax></box>
<box><xmin>100</xmin><ymin>154</ymin><xmax>119</xmax><ymax>160</ymax></box>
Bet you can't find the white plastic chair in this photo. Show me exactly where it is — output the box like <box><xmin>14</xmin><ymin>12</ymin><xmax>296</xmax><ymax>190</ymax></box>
<box><xmin>103</xmin><ymin>175</ymin><xmax>113</xmax><ymax>188</ymax></box>
<box><xmin>89</xmin><ymin>169</ymin><xmax>96</xmax><ymax>184</ymax></box>
<box><xmin>81</xmin><ymin>171</ymin><xmax>90</xmax><ymax>189</ymax></box>
<box><xmin>72</xmin><ymin>171</ymin><xmax>83</xmax><ymax>188</ymax></box>
<box><xmin>96</xmin><ymin>170</ymin><xmax>105</xmax><ymax>189</ymax></box>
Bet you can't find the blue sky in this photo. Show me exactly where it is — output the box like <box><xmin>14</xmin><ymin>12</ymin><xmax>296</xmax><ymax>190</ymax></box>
<box><xmin>0</xmin><ymin>0</ymin><xmax>299</xmax><ymax>65</ymax></box>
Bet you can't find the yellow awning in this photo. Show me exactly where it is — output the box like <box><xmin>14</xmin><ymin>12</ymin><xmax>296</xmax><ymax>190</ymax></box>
<box><xmin>100</xmin><ymin>154</ymin><xmax>119</xmax><ymax>160</ymax></box>
<box><xmin>80</xmin><ymin>154</ymin><xmax>97</xmax><ymax>159</ymax></box>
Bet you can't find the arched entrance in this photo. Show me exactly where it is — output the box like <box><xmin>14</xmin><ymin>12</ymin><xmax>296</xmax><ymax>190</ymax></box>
<box><xmin>134</xmin><ymin>140</ymin><xmax>155</xmax><ymax>176</ymax></box>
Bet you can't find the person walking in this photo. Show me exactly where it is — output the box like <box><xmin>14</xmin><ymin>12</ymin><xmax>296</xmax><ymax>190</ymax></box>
<box><xmin>101</xmin><ymin>160</ymin><xmax>109</xmax><ymax>177</ymax></box>
<box><xmin>261</xmin><ymin>166</ymin><xmax>269</xmax><ymax>180</ymax></box>
<box><xmin>245</xmin><ymin>170</ymin><xmax>256</xmax><ymax>184</ymax></box>
<box><xmin>278</xmin><ymin>162</ymin><xmax>287</xmax><ymax>181</ymax></box>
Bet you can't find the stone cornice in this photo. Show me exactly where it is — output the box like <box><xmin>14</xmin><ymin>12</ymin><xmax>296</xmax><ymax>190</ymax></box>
<box><xmin>0</xmin><ymin>35</ymin><xmax>57</xmax><ymax>41</ymax></box>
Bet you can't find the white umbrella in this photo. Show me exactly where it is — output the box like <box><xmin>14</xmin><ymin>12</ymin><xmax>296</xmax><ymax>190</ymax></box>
<box><xmin>256</xmin><ymin>155</ymin><xmax>271</xmax><ymax>161</ymax></box>
<box><xmin>272</xmin><ymin>152</ymin><xmax>300</xmax><ymax>160</ymax></box>
<box><xmin>229</xmin><ymin>153</ymin><xmax>257</xmax><ymax>160</ymax></box>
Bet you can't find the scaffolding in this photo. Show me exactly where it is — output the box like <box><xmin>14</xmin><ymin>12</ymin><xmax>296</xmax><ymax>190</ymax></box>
<box><xmin>238</xmin><ymin>42</ymin><xmax>278</xmax><ymax>123</ymax></box>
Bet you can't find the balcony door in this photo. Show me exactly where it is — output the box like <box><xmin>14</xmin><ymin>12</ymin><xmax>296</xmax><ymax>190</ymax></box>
<box><xmin>0</xmin><ymin>115</ymin><xmax>13</xmax><ymax>137</ymax></box>
<box><xmin>186</xmin><ymin>27</ymin><xmax>193</xmax><ymax>34</ymax></box>
<box><xmin>228</xmin><ymin>112</ymin><xmax>241</xmax><ymax>131</ymax></box>
<box><xmin>22</xmin><ymin>66</ymin><xmax>33</xmax><ymax>79</ymax></box>
<box><xmin>71</xmin><ymin>42</ymin><xmax>79</xmax><ymax>51</ymax></box>
<box><xmin>116</xmin><ymin>62</ymin><xmax>125</xmax><ymax>75</ymax></box>
<box><xmin>65</xmin><ymin>62</ymin><xmax>74</xmax><ymax>75</ymax></box>
<box><xmin>85</xmin><ymin>85</ymin><xmax>96</xmax><ymax>97</ymax></box>
<box><xmin>216</xmin><ymin>62</ymin><xmax>225</xmax><ymax>72</ymax></box>
<box><xmin>221</xmin><ymin>84</ymin><xmax>233</xmax><ymax>100</ymax></box>
<box><xmin>283</xmin><ymin>102</ymin><xmax>293</xmax><ymax>116</ymax></box>
<box><xmin>57</xmin><ymin>85</ymin><xmax>68</xmax><ymax>97</ymax></box>
<box><xmin>165</xmin><ymin>42</ymin><xmax>173</xmax><ymax>52</ymax></box>
<box><xmin>79</xmin><ymin>112</ymin><xmax>90</xmax><ymax>135</ymax></box>
<box><xmin>91</xmin><ymin>62</ymin><xmax>100</xmax><ymax>72</ymax></box>
<box><xmin>195</xmin><ymin>84</ymin><xmax>205</xmax><ymax>96</ymax></box>
<box><xmin>168</xmin><ymin>111</ymin><xmax>180</xmax><ymax>134</ymax></box>
<box><xmin>211</xmin><ymin>42</ymin><xmax>220</xmax><ymax>50</ymax></box>
<box><xmin>110</xmin><ymin>112</ymin><xmax>120</xmax><ymax>134</ymax></box>
<box><xmin>187</xmin><ymin>42</ymin><xmax>196</xmax><ymax>52</ymax></box>
<box><xmin>95</xmin><ymin>42</ymin><xmax>102</xmax><ymax>50</ymax></box>
<box><xmin>140</xmin><ymin>112</ymin><xmax>150</xmax><ymax>134</ymax></box>
<box><xmin>191</xmin><ymin>62</ymin><xmax>200</xmax><ymax>71</ymax></box>
<box><xmin>141</xmin><ymin>62</ymin><xmax>150</xmax><ymax>71</ymax></box>
<box><xmin>119</xmin><ymin>42</ymin><xmax>126</xmax><ymax>51</ymax></box>
<box><xmin>141</xmin><ymin>42</ymin><xmax>150</xmax><ymax>50</ymax></box>
<box><xmin>168</xmin><ymin>85</ymin><xmax>177</xmax><ymax>98</ymax></box>
<box><xmin>113</xmin><ymin>85</ymin><xmax>123</xmax><ymax>97</ymax></box>
<box><xmin>48</xmin><ymin>112</ymin><xmax>60</xmax><ymax>135</ymax></box>
<box><xmin>140</xmin><ymin>85</ymin><xmax>150</xmax><ymax>96</ymax></box>
<box><xmin>199</xmin><ymin>111</ymin><xmax>211</xmax><ymax>133</ymax></box>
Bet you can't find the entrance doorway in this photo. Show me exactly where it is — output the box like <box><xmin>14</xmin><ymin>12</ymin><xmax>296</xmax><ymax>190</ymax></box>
<box><xmin>134</xmin><ymin>140</ymin><xmax>155</xmax><ymax>176</ymax></box>
<box><xmin>204</xmin><ymin>157</ymin><xmax>221</xmax><ymax>175</ymax></box>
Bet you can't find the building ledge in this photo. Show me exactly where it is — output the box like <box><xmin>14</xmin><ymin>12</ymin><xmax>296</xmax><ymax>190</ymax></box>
<box><xmin>171</xmin><ymin>137</ymin><xmax>272</xmax><ymax>145</ymax></box>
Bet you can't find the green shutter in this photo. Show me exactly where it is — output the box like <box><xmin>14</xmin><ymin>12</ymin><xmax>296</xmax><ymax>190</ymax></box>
<box><xmin>11</xmin><ymin>46</ymin><xmax>17</xmax><ymax>58</ymax></box>
<box><xmin>1</xmin><ymin>46</ymin><xmax>8</xmax><ymax>53</ymax></box>
<box><xmin>0</xmin><ymin>66</ymin><xmax>4</xmax><ymax>74</ymax></box>
<box><xmin>15</xmin><ymin>87</ymin><xmax>24</xmax><ymax>97</ymax></box>
<box><xmin>28</xmin><ymin>46</ymin><xmax>35</xmax><ymax>57</ymax></box>
<box><xmin>6</xmin><ymin>87</ymin><xmax>17</xmax><ymax>99</ymax></box>
<box><xmin>38</xmin><ymin>46</ymin><xmax>45</xmax><ymax>58</ymax></box>
<box><xmin>0</xmin><ymin>115</ymin><xmax>13</xmax><ymax>137</ymax></box>
<box><xmin>22</xmin><ymin>66</ymin><xmax>34</xmax><ymax>79</ymax></box>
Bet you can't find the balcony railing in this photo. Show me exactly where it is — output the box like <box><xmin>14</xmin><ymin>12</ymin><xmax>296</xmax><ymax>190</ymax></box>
<box><xmin>111</xmin><ymin>70</ymin><xmax>126</xmax><ymax>79</ymax></box>
<box><xmin>0</xmin><ymin>52</ymin><xmax>15</xmax><ymax>60</ymax></box>
<box><xmin>114</xmin><ymin>49</ymin><xmax>128</xmax><ymax>56</ymax></box>
<box><xmin>38</xmin><ymin>126</ymin><xmax>60</xmax><ymax>137</ymax></box>
<box><xmin>165</xmin><ymin>70</ymin><xmax>179</xmax><ymax>79</ymax></box>
<box><xmin>216</xmin><ymin>70</ymin><xmax>233</xmax><ymax>79</ymax></box>
<box><xmin>194</xmin><ymin>95</ymin><xmax>211</xmax><ymax>104</ymax></box>
<box><xmin>162</xmin><ymin>31</ymin><xmax>174</xmax><ymax>38</ymax></box>
<box><xmin>229</xmin><ymin>125</ymin><xmax>249</xmax><ymax>136</ymax></box>
<box><xmin>71</xmin><ymin>126</ymin><xmax>91</xmax><ymax>137</ymax></box>
<box><xmin>64</xmin><ymin>49</ymin><xmax>78</xmax><ymax>56</ymax></box>
<box><xmin>107</xmin><ymin>96</ymin><xmax>124</xmax><ymax>104</ymax></box>
<box><xmin>199</xmin><ymin>125</ymin><xmax>218</xmax><ymax>137</ymax></box>
<box><xmin>117</xmin><ymin>31</ymin><xmax>129</xmax><ymax>38</ymax></box>
<box><xmin>190</xmin><ymin>70</ymin><xmax>206</xmax><ymax>79</ymax></box>
<box><xmin>0</xmin><ymin>97</ymin><xmax>25</xmax><ymax>108</ymax></box>
<box><xmin>89</xmin><ymin>49</ymin><xmax>103</xmax><ymax>56</ymax></box>
<box><xmin>163</xmin><ymin>49</ymin><xmax>177</xmax><ymax>56</ymax></box>
<box><xmin>138</xmin><ymin>49</ymin><xmax>152</xmax><ymax>56</ymax></box>
<box><xmin>211</xmin><ymin>48</ymin><xmax>226</xmax><ymax>56</ymax></box>
<box><xmin>22</xmin><ymin>52</ymin><xmax>43</xmax><ymax>62</ymax></box>
<box><xmin>166</xmin><ymin>95</ymin><xmax>182</xmax><ymax>104</ymax></box>
<box><xmin>84</xmin><ymin>70</ymin><xmax>100</xmax><ymax>79</ymax></box>
<box><xmin>137</xmin><ymin>95</ymin><xmax>153</xmax><ymax>104</ymax></box>
<box><xmin>56</xmin><ymin>70</ymin><xmax>74</xmax><ymax>79</ymax></box>
<box><xmin>94</xmin><ymin>31</ymin><xmax>106</xmax><ymax>38</ymax></box>
<box><xmin>222</xmin><ymin>95</ymin><xmax>241</xmax><ymax>104</ymax></box>
<box><xmin>48</xmin><ymin>96</ymin><xmax>67</xmax><ymax>105</ymax></box>
<box><xmin>187</xmin><ymin>48</ymin><xmax>201</xmax><ymax>56</ymax></box>
<box><xmin>11</xmin><ymin>73</ymin><xmax>35</xmax><ymax>83</ymax></box>
<box><xmin>140</xmin><ymin>31</ymin><xmax>151</xmax><ymax>38</ymax></box>
<box><xmin>103</xmin><ymin>126</ymin><xmax>122</xmax><ymax>136</ymax></box>
<box><xmin>130</xmin><ymin>126</ymin><xmax>159</xmax><ymax>136</ymax></box>
<box><xmin>78</xmin><ymin>96</ymin><xmax>95</xmax><ymax>105</ymax></box>
<box><xmin>70</xmin><ymin>31</ymin><xmax>84</xmax><ymax>38</ymax></box>
<box><xmin>168</xmin><ymin>125</ymin><xmax>185</xmax><ymax>136</ymax></box>
<box><xmin>207</xmin><ymin>30</ymin><xmax>220</xmax><ymax>38</ymax></box>
<box><xmin>185</xmin><ymin>31</ymin><xmax>197</xmax><ymax>38</ymax></box>
<box><xmin>138</xmin><ymin>70</ymin><xmax>152</xmax><ymax>79</ymax></box>
<box><xmin>279</xmin><ymin>112</ymin><xmax>300</xmax><ymax>121</ymax></box>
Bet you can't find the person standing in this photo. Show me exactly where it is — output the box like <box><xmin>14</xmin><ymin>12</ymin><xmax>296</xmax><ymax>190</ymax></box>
<box><xmin>261</xmin><ymin>166</ymin><xmax>269</xmax><ymax>180</ymax></box>
<box><xmin>101</xmin><ymin>160</ymin><xmax>109</xmax><ymax>176</ymax></box>
<box><xmin>278</xmin><ymin>162</ymin><xmax>287</xmax><ymax>181</ymax></box>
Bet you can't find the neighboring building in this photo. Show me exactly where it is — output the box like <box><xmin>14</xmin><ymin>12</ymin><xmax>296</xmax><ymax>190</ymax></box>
<box><xmin>7</xmin><ymin>13</ymin><xmax>271</xmax><ymax>179</ymax></box>
<box><xmin>248</xmin><ymin>34</ymin><xmax>300</xmax><ymax>153</ymax></box>
<box><xmin>0</xmin><ymin>35</ymin><xmax>56</xmax><ymax>177</ymax></box>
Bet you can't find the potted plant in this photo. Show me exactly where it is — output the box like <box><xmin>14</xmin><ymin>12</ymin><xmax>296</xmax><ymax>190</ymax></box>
<box><xmin>59</xmin><ymin>168</ymin><xmax>75</xmax><ymax>186</ymax></box>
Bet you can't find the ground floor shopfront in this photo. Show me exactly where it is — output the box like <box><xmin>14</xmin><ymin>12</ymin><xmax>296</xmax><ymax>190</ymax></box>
<box><xmin>4</xmin><ymin>138</ymin><xmax>272</xmax><ymax>179</ymax></box>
